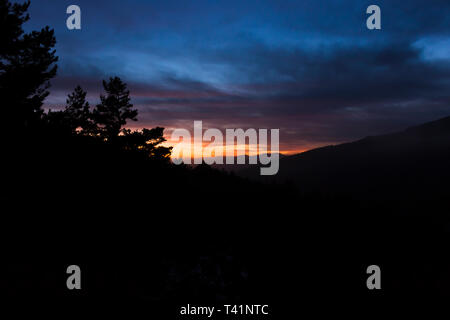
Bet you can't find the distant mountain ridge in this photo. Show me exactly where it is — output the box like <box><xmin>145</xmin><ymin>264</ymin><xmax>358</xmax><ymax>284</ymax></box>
<box><xmin>209</xmin><ymin>153</ymin><xmax>286</xmax><ymax>172</ymax></box>
<box><xmin>241</xmin><ymin>116</ymin><xmax>450</xmax><ymax>200</ymax></box>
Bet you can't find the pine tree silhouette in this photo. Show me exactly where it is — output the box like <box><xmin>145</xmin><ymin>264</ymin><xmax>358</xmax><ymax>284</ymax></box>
<box><xmin>93</xmin><ymin>77</ymin><xmax>137</xmax><ymax>141</ymax></box>
<box><xmin>0</xmin><ymin>0</ymin><xmax>58</xmax><ymax>131</ymax></box>
<box><xmin>64</xmin><ymin>85</ymin><xmax>95</xmax><ymax>134</ymax></box>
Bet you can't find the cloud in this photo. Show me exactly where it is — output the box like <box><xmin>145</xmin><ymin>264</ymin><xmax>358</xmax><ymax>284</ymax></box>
<box><xmin>30</xmin><ymin>0</ymin><xmax>450</xmax><ymax>152</ymax></box>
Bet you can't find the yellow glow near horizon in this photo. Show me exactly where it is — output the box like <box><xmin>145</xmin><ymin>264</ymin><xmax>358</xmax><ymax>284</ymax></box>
<box><xmin>161</xmin><ymin>138</ymin><xmax>310</xmax><ymax>161</ymax></box>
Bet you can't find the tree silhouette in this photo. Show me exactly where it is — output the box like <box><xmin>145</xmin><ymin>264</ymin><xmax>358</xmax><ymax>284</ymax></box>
<box><xmin>41</xmin><ymin>77</ymin><xmax>171</xmax><ymax>160</ymax></box>
<box><xmin>42</xmin><ymin>85</ymin><xmax>94</xmax><ymax>135</ymax></box>
<box><xmin>93</xmin><ymin>77</ymin><xmax>137</xmax><ymax>141</ymax></box>
<box><xmin>64</xmin><ymin>85</ymin><xmax>95</xmax><ymax>134</ymax></box>
<box><xmin>0</xmin><ymin>0</ymin><xmax>58</xmax><ymax>130</ymax></box>
<box><xmin>121</xmin><ymin>127</ymin><xmax>172</xmax><ymax>160</ymax></box>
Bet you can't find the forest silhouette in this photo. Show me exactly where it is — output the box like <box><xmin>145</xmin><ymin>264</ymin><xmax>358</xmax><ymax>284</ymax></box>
<box><xmin>2</xmin><ymin>0</ymin><xmax>450</xmax><ymax>313</ymax></box>
<box><xmin>1</xmin><ymin>0</ymin><xmax>276</xmax><ymax>200</ymax></box>
<box><xmin>2</xmin><ymin>0</ymin><xmax>292</xmax><ymax>306</ymax></box>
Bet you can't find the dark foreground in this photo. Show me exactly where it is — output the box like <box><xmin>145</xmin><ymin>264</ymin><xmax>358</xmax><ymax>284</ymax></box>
<box><xmin>3</xmin><ymin>127</ymin><xmax>450</xmax><ymax>318</ymax></box>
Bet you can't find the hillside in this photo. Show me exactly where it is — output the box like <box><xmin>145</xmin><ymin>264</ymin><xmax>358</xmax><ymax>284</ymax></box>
<box><xmin>242</xmin><ymin>116</ymin><xmax>450</xmax><ymax>203</ymax></box>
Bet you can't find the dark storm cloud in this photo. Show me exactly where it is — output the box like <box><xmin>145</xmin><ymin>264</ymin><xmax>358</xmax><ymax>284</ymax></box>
<box><xmin>23</xmin><ymin>0</ymin><xmax>450</xmax><ymax>151</ymax></box>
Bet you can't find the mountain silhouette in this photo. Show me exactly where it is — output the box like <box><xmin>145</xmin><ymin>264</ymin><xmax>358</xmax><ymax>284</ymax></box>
<box><xmin>243</xmin><ymin>115</ymin><xmax>450</xmax><ymax>206</ymax></box>
<box><xmin>3</xmin><ymin>0</ymin><xmax>450</xmax><ymax>311</ymax></box>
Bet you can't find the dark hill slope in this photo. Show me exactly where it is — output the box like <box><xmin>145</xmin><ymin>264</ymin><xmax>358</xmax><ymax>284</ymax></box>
<box><xmin>244</xmin><ymin>116</ymin><xmax>450</xmax><ymax>204</ymax></box>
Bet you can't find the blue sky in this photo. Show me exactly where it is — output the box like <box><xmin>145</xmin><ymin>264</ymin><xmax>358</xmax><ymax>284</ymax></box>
<box><xmin>21</xmin><ymin>0</ymin><xmax>450</xmax><ymax>152</ymax></box>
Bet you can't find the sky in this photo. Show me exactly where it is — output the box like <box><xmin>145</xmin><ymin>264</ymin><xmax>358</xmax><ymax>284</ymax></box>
<box><xmin>21</xmin><ymin>0</ymin><xmax>450</xmax><ymax>154</ymax></box>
